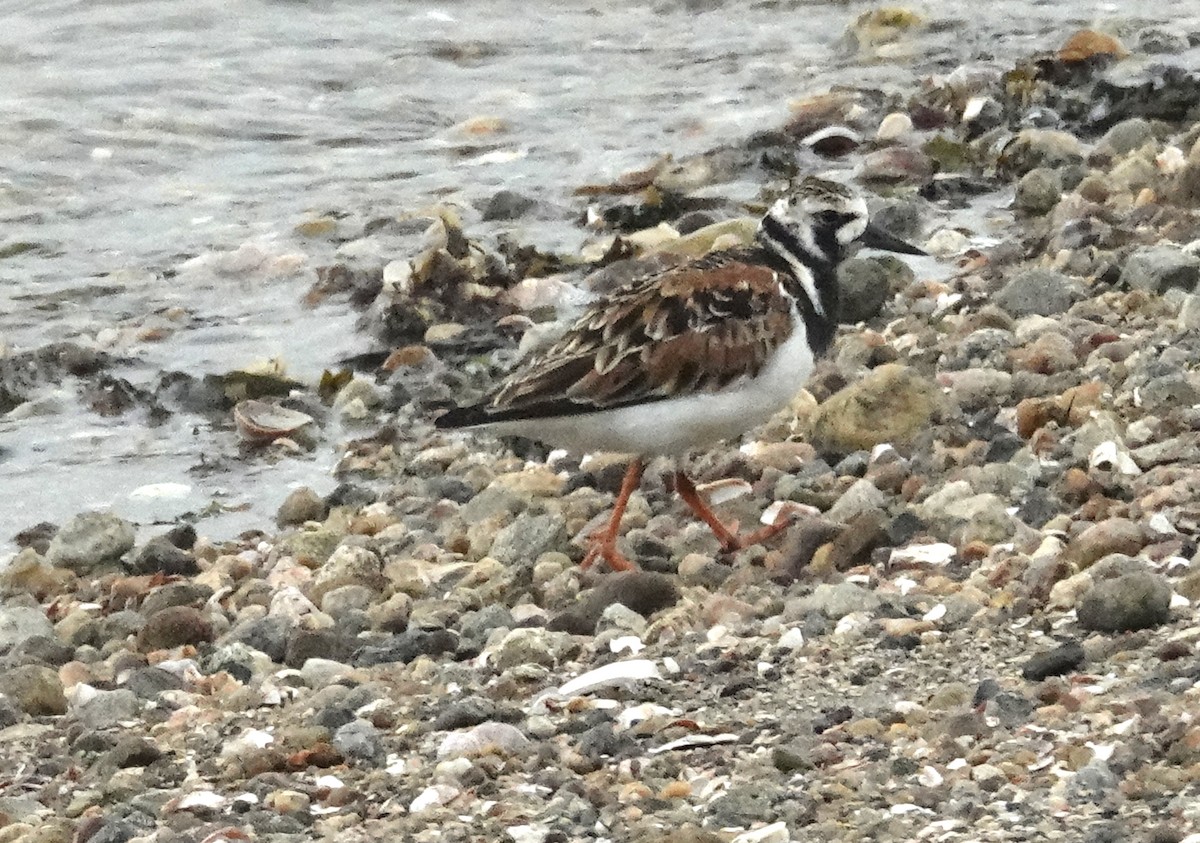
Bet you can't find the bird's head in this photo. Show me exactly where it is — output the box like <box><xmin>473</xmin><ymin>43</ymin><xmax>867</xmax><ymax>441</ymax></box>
<box><xmin>759</xmin><ymin>177</ymin><xmax>926</xmax><ymax>264</ymax></box>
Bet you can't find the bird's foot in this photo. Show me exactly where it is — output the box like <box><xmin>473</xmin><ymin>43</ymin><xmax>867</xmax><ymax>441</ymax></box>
<box><xmin>578</xmin><ymin>457</ymin><xmax>644</xmax><ymax>573</ymax></box>
<box><xmin>580</xmin><ymin>531</ymin><xmax>637</xmax><ymax>572</ymax></box>
<box><xmin>674</xmin><ymin>471</ymin><xmax>799</xmax><ymax>556</ymax></box>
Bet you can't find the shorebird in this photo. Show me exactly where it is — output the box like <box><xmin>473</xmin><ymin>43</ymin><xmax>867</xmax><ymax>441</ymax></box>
<box><xmin>436</xmin><ymin>177</ymin><xmax>925</xmax><ymax>571</ymax></box>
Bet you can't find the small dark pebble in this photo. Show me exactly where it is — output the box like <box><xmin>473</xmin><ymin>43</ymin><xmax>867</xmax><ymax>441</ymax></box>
<box><xmin>812</xmin><ymin>705</ymin><xmax>853</xmax><ymax>733</ymax></box>
<box><xmin>1022</xmin><ymin>641</ymin><xmax>1085</xmax><ymax>681</ymax></box>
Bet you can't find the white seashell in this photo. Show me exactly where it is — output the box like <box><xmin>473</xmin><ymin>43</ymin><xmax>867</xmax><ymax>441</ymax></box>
<box><xmin>732</xmin><ymin>821</ymin><xmax>791</xmax><ymax>843</ymax></box>
<box><xmin>608</xmin><ymin>635</ymin><xmax>645</xmax><ymax>655</ymax></box>
<box><xmin>696</xmin><ymin>478</ymin><xmax>753</xmax><ymax>505</ymax></box>
<box><xmin>801</xmin><ymin>124</ymin><xmax>859</xmax><ymax>149</ymax></box>
<box><xmin>877</xmin><ymin>112</ymin><xmax>914</xmax><ymax>141</ymax></box>
<box><xmin>922</xmin><ymin>603</ymin><xmax>947</xmax><ymax>623</ymax></box>
<box><xmin>1148</xmin><ymin>513</ymin><xmax>1175</xmax><ymax>534</ymax></box>
<box><xmin>1088</xmin><ymin>440</ymin><xmax>1141</xmax><ymax>475</ymax></box>
<box><xmin>410</xmin><ymin>784</ymin><xmax>459</xmax><ymax>813</ymax></box>
<box><xmin>778</xmin><ymin>627</ymin><xmax>805</xmax><ymax>649</ymax></box>
<box><xmin>649</xmin><ymin>733</ymin><xmax>738</xmax><ymax>754</ymax></box>
<box><xmin>617</xmin><ymin>702</ymin><xmax>678</xmax><ymax>729</ymax></box>
<box><xmin>176</xmin><ymin>790</ymin><xmax>226</xmax><ymax>810</ymax></box>
<box><xmin>1157</xmin><ymin>145</ymin><xmax>1186</xmax><ymax>175</ymax></box>
<box><xmin>889</xmin><ymin>543</ymin><xmax>957</xmax><ymax>566</ymax></box>
<box><xmin>557</xmin><ymin>659</ymin><xmax>661</xmax><ymax>697</ymax></box>
<box><xmin>962</xmin><ymin>95</ymin><xmax>990</xmax><ymax>122</ymax></box>
<box><xmin>918</xmin><ymin>765</ymin><xmax>944</xmax><ymax>787</ymax></box>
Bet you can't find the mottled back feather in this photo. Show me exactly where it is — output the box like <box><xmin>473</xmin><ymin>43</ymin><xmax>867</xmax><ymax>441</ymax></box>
<box><xmin>442</xmin><ymin>249</ymin><xmax>795</xmax><ymax>425</ymax></box>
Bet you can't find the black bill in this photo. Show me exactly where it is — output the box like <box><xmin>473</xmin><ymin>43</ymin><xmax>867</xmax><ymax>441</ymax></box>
<box><xmin>858</xmin><ymin>221</ymin><xmax>927</xmax><ymax>256</ymax></box>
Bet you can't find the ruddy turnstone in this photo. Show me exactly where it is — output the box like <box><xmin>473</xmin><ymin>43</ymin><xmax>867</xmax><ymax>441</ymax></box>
<box><xmin>436</xmin><ymin>177</ymin><xmax>925</xmax><ymax>571</ymax></box>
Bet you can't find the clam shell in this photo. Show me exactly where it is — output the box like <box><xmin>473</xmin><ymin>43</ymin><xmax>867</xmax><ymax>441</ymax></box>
<box><xmin>233</xmin><ymin>399</ymin><xmax>313</xmax><ymax>442</ymax></box>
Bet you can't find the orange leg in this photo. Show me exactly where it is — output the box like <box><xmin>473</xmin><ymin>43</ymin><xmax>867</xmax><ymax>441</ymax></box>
<box><xmin>580</xmin><ymin>458</ymin><xmax>643</xmax><ymax>572</ymax></box>
<box><xmin>673</xmin><ymin>470</ymin><xmax>795</xmax><ymax>554</ymax></box>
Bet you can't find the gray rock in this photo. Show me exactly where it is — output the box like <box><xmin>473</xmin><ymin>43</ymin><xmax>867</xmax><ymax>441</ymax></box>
<box><xmin>139</xmin><ymin>582</ymin><xmax>212</xmax><ymax>617</ymax></box>
<box><xmin>333</xmin><ymin>718</ymin><xmax>386</xmax><ymax>766</ymax></box>
<box><xmin>45</xmin><ymin>511</ymin><xmax>135</xmax><ymax>570</ymax></box>
<box><xmin>994</xmin><ymin>268</ymin><xmax>1079</xmax><ymax>317</ymax></box>
<box><xmin>320</xmin><ymin>584</ymin><xmax>375</xmax><ymax>618</ymax></box>
<box><xmin>123</xmin><ymin>667</ymin><xmax>185</xmax><ymax>699</ymax></box>
<box><xmin>1120</xmin><ymin>245</ymin><xmax>1200</xmax><ymax>294</ymax></box>
<box><xmin>354</xmin><ymin>628</ymin><xmax>458</xmax><ymax>666</ymax></box>
<box><xmin>1099</xmin><ymin>117</ymin><xmax>1154</xmax><ymax>155</ymax></box>
<box><xmin>1022</xmin><ymin>641</ymin><xmax>1085</xmax><ymax>680</ymax></box>
<box><xmin>1137</xmin><ymin>371</ymin><xmax>1200</xmax><ymax>413</ymax></box>
<box><xmin>826</xmin><ymin>478</ymin><xmax>888</xmax><ymax>524</ymax></box>
<box><xmin>434</xmin><ymin>696</ymin><xmax>499</xmax><ymax>731</ymax></box>
<box><xmin>438</xmin><ymin>721</ymin><xmax>529</xmax><ymax>759</ymax></box>
<box><xmin>1002</xmin><ymin>129</ymin><xmax>1084</xmax><ymax>176</ymax></box>
<box><xmin>0</xmin><ymin>606</ymin><xmax>54</xmax><ymax>655</ymax></box>
<box><xmin>792</xmin><ymin>581</ymin><xmax>882</xmax><ymax>620</ymax></box>
<box><xmin>229</xmin><ymin>615</ymin><xmax>290</xmax><ymax>663</ymax></box>
<box><xmin>837</xmin><ymin>258</ymin><xmax>892</xmax><ymax>323</ymax></box>
<box><xmin>309</xmin><ymin>545</ymin><xmax>386</xmax><ymax>604</ymax></box>
<box><xmin>488</xmin><ymin>512</ymin><xmax>568</xmax><ymax>566</ymax></box>
<box><xmin>1077</xmin><ymin>571</ymin><xmax>1172</xmax><ymax>632</ymax></box>
<box><xmin>1136</xmin><ymin>26</ymin><xmax>1190</xmax><ymax>55</ymax></box>
<box><xmin>595</xmin><ymin>603</ymin><xmax>647</xmax><ymax>635</ymax></box>
<box><xmin>0</xmin><ymin>694</ymin><xmax>21</xmax><ymax>729</ymax></box>
<box><xmin>71</xmin><ymin>688</ymin><xmax>140</xmax><ymax>728</ymax></box>
<box><xmin>1065</xmin><ymin>759</ymin><xmax>1119</xmax><ymax>806</ymax></box>
<box><xmin>482</xmin><ymin>189</ymin><xmax>538</xmax><ymax>221</ymax></box>
<box><xmin>276</xmin><ymin>486</ymin><xmax>328</xmax><ymax>526</ymax></box>
<box><xmin>490</xmin><ymin>627</ymin><xmax>575</xmax><ymax>670</ymax></box>
<box><xmin>0</xmin><ymin>665</ymin><xmax>66</xmax><ymax>715</ymax></box>
<box><xmin>126</xmin><ymin>536</ymin><xmax>198</xmax><ymax>576</ymax></box>
<box><xmin>1014</xmin><ymin>168</ymin><xmax>1062</xmax><ymax>216</ymax></box>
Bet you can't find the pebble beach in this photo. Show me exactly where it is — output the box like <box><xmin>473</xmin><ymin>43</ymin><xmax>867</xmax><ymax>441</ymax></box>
<box><xmin>4</xmin><ymin>6</ymin><xmax>1200</xmax><ymax>843</ymax></box>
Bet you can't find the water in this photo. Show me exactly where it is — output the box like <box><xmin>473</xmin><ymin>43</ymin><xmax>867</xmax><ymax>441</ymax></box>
<box><xmin>0</xmin><ymin>0</ymin><xmax>1186</xmax><ymax>547</ymax></box>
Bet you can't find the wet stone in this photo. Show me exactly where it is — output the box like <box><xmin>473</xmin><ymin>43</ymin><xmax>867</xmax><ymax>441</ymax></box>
<box><xmin>229</xmin><ymin>615</ymin><xmax>291</xmax><ymax>663</ymax></box>
<box><xmin>548</xmin><ymin>571</ymin><xmax>679</xmax><ymax>634</ymax></box>
<box><xmin>481</xmin><ymin>189</ymin><xmax>538</xmax><ymax>221</ymax></box>
<box><xmin>45</xmin><ymin>511</ymin><xmax>135</xmax><ymax>571</ymax></box>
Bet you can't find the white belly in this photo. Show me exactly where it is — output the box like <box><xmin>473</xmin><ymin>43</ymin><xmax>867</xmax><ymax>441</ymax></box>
<box><xmin>479</xmin><ymin>319</ymin><xmax>815</xmax><ymax>456</ymax></box>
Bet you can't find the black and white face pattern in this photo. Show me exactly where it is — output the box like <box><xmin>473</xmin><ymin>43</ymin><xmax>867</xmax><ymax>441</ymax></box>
<box><xmin>765</xmin><ymin>177</ymin><xmax>870</xmax><ymax>263</ymax></box>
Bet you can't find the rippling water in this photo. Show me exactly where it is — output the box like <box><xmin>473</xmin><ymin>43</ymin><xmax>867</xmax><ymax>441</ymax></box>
<box><xmin>0</xmin><ymin>0</ymin><xmax>1177</xmax><ymax>546</ymax></box>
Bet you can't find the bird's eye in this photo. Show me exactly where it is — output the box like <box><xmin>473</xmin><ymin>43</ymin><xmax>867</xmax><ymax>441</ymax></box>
<box><xmin>815</xmin><ymin>210</ymin><xmax>847</xmax><ymax>227</ymax></box>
